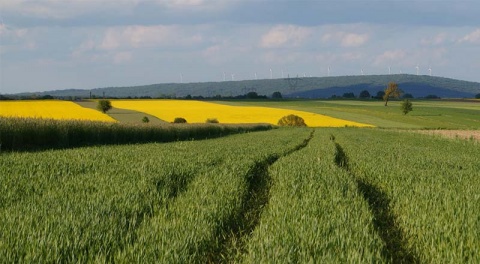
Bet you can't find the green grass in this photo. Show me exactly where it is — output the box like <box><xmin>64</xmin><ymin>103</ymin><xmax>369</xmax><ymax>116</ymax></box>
<box><xmin>0</xmin><ymin>128</ymin><xmax>312</xmax><ymax>262</ymax></box>
<box><xmin>1</xmin><ymin>126</ymin><xmax>479</xmax><ymax>262</ymax></box>
<box><xmin>330</xmin><ymin>128</ymin><xmax>480</xmax><ymax>263</ymax></box>
<box><xmin>218</xmin><ymin>99</ymin><xmax>480</xmax><ymax>129</ymax></box>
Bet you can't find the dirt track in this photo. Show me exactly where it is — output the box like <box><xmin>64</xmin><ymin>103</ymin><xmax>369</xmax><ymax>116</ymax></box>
<box><xmin>414</xmin><ymin>130</ymin><xmax>480</xmax><ymax>141</ymax></box>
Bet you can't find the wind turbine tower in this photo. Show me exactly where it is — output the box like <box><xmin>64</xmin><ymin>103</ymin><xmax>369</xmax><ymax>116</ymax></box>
<box><xmin>255</xmin><ymin>72</ymin><xmax>257</xmax><ymax>80</ymax></box>
<box><xmin>416</xmin><ymin>65</ymin><xmax>419</xmax><ymax>75</ymax></box>
<box><xmin>428</xmin><ymin>67</ymin><xmax>432</xmax><ymax>76</ymax></box>
<box><xmin>389</xmin><ymin>66</ymin><xmax>391</xmax><ymax>75</ymax></box>
<box><xmin>180</xmin><ymin>73</ymin><xmax>183</xmax><ymax>83</ymax></box>
<box><xmin>327</xmin><ymin>66</ymin><xmax>331</xmax><ymax>77</ymax></box>
<box><xmin>223</xmin><ymin>72</ymin><xmax>226</xmax><ymax>82</ymax></box>
<box><xmin>231</xmin><ymin>73</ymin><xmax>235</xmax><ymax>81</ymax></box>
<box><xmin>270</xmin><ymin>68</ymin><xmax>273</xmax><ymax>79</ymax></box>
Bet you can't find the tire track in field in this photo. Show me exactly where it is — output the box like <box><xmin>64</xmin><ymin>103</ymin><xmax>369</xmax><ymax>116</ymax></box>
<box><xmin>208</xmin><ymin>130</ymin><xmax>315</xmax><ymax>263</ymax></box>
<box><xmin>332</xmin><ymin>138</ymin><xmax>418</xmax><ymax>264</ymax></box>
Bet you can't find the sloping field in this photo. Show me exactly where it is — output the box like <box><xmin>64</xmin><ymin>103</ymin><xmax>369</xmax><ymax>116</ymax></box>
<box><xmin>2</xmin><ymin>128</ymin><xmax>478</xmax><ymax>262</ymax></box>
<box><xmin>111</xmin><ymin>100</ymin><xmax>373</xmax><ymax>127</ymax></box>
<box><xmin>0</xmin><ymin>100</ymin><xmax>115</xmax><ymax>122</ymax></box>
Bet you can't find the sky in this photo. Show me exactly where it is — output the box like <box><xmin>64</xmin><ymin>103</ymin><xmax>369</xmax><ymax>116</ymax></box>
<box><xmin>1</xmin><ymin>0</ymin><xmax>479</xmax><ymax>94</ymax></box>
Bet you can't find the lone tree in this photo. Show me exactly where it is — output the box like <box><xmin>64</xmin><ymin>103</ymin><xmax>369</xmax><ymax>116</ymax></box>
<box><xmin>97</xmin><ymin>99</ymin><xmax>112</xmax><ymax>113</ymax></box>
<box><xmin>383</xmin><ymin>82</ymin><xmax>402</xmax><ymax>106</ymax></box>
<box><xmin>401</xmin><ymin>99</ymin><xmax>413</xmax><ymax>115</ymax></box>
<box><xmin>278</xmin><ymin>114</ymin><xmax>307</xmax><ymax>127</ymax></box>
<box><xmin>476</xmin><ymin>93</ymin><xmax>480</xmax><ymax>99</ymax></box>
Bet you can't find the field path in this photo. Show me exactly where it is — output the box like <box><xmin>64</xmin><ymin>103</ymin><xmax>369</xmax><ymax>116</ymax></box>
<box><xmin>413</xmin><ymin>129</ymin><xmax>480</xmax><ymax>141</ymax></box>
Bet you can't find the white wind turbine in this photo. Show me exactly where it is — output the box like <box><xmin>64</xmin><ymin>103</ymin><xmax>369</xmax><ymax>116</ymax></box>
<box><xmin>231</xmin><ymin>73</ymin><xmax>235</xmax><ymax>81</ymax></box>
<box><xmin>389</xmin><ymin>66</ymin><xmax>391</xmax><ymax>75</ymax></box>
<box><xmin>428</xmin><ymin>67</ymin><xmax>432</xmax><ymax>76</ymax></box>
<box><xmin>223</xmin><ymin>72</ymin><xmax>226</xmax><ymax>82</ymax></box>
<box><xmin>416</xmin><ymin>65</ymin><xmax>420</xmax><ymax>75</ymax></box>
<box><xmin>270</xmin><ymin>68</ymin><xmax>273</xmax><ymax>79</ymax></box>
<box><xmin>327</xmin><ymin>66</ymin><xmax>331</xmax><ymax>77</ymax></box>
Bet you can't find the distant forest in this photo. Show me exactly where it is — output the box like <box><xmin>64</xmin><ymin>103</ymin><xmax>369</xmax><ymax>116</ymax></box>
<box><xmin>7</xmin><ymin>74</ymin><xmax>480</xmax><ymax>100</ymax></box>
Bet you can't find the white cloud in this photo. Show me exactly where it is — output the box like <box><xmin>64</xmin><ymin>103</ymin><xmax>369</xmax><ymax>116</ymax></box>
<box><xmin>421</xmin><ymin>32</ymin><xmax>448</xmax><ymax>46</ymax></box>
<box><xmin>459</xmin><ymin>29</ymin><xmax>480</xmax><ymax>44</ymax></box>
<box><xmin>341</xmin><ymin>33</ymin><xmax>369</xmax><ymax>47</ymax></box>
<box><xmin>374</xmin><ymin>50</ymin><xmax>407</xmax><ymax>66</ymax></box>
<box><xmin>0</xmin><ymin>0</ymin><xmax>137</xmax><ymax>19</ymax></box>
<box><xmin>113</xmin><ymin>51</ymin><xmax>132</xmax><ymax>64</ymax></box>
<box><xmin>260</xmin><ymin>25</ymin><xmax>311</xmax><ymax>48</ymax></box>
<box><xmin>0</xmin><ymin>24</ymin><xmax>36</xmax><ymax>53</ymax></box>
<box><xmin>93</xmin><ymin>25</ymin><xmax>203</xmax><ymax>51</ymax></box>
<box><xmin>322</xmin><ymin>31</ymin><xmax>369</xmax><ymax>47</ymax></box>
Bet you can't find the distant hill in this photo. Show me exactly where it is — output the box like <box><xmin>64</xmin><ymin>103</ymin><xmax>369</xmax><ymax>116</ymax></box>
<box><xmin>11</xmin><ymin>74</ymin><xmax>480</xmax><ymax>99</ymax></box>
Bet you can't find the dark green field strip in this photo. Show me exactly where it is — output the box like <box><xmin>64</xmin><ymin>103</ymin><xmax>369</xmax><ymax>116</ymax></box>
<box><xmin>242</xmin><ymin>131</ymin><xmax>385</xmax><ymax>263</ymax></box>
<box><xmin>0</xmin><ymin>117</ymin><xmax>273</xmax><ymax>152</ymax></box>
<box><xmin>331</xmin><ymin>128</ymin><xmax>480</xmax><ymax>263</ymax></box>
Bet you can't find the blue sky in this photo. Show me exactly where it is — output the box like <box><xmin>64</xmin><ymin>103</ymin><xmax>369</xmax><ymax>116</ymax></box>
<box><xmin>1</xmin><ymin>0</ymin><xmax>479</xmax><ymax>94</ymax></box>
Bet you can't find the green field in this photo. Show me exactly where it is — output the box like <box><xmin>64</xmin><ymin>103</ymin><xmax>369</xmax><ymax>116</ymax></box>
<box><xmin>1</xmin><ymin>127</ymin><xmax>479</xmax><ymax>262</ymax></box>
<box><xmin>218</xmin><ymin>99</ymin><xmax>480</xmax><ymax>129</ymax></box>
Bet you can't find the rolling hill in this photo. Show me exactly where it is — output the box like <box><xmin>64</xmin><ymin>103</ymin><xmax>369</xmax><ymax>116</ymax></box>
<box><xmin>11</xmin><ymin>74</ymin><xmax>480</xmax><ymax>99</ymax></box>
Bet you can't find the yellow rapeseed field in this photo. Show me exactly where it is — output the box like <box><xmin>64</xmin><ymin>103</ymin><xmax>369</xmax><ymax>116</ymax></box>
<box><xmin>112</xmin><ymin>100</ymin><xmax>373</xmax><ymax>127</ymax></box>
<box><xmin>0</xmin><ymin>100</ymin><xmax>116</xmax><ymax>122</ymax></box>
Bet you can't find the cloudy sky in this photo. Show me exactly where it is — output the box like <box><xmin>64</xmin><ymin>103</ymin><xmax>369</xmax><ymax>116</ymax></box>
<box><xmin>1</xmin><ymin>0</ymin><xmax>479</xmax><ymax>94</ymax></box>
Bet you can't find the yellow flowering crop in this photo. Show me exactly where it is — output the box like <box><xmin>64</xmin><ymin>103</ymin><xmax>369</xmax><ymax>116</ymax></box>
<box><xmin>112</xmin><ymin>100</ymin><xmax>373</xmax><ymax>127</ymax></box>
<box><xmin>0</xmin><ymin>100</ymin><xmax>116</xmax><ymax>122</ymax></box>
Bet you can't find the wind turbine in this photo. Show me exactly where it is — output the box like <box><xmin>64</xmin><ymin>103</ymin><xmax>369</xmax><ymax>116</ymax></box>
<box><xmin>223</xmin><ymin>72</ymin><xmax>226</xmax><ymax>82</ymax></box>
<box><xmin>389</xmin><ymin>66</ymin><xmax>391</xmax><ymax>75</ymax></box>
<box><xmin>416</xmin><ymin>65</ymin><xmax>419</xmax><ymax>75</ymax></box>
<box><xmin>361</xmin><ymin>68</ymin><xmax>364</xmax><ymax>76</ymax></box>
<box><xmin>270</xmin><ymin>68</ymin><xmax>273</xmax><ymax>79</ymax></box>
<box><xmin>428</xmin><ymin>67</ymin><xmax>432</xmax><ymax>76</ymax></box>
<box><xmin>180</xmin><ymin>73</ymin><xmax>183</xmax><ymax>83</ymax></box>
<box><xmin>231</xmin><ymin>73</ymin><xmax>235</xmax><ymax>81</ymax></box>
<box><xmin>282</xmin><ymin>70</ymin><xmax>284</xmax><ymax>78</ymax></box>
<box><xmin>327</xmin><ymin>66</ymin><xmax>331</xmax><ymax>77</ymax></box>
<box><xmin>255</xmin><ymin>72</ymin><xmax>257</xmax><ymax>80</ymax></box>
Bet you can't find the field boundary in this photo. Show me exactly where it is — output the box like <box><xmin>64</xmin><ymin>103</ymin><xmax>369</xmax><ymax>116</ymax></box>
<box><xmin>333</xmin><ymin>139</ymin><xmax>418</xmax><ymax>263</ymax></box>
